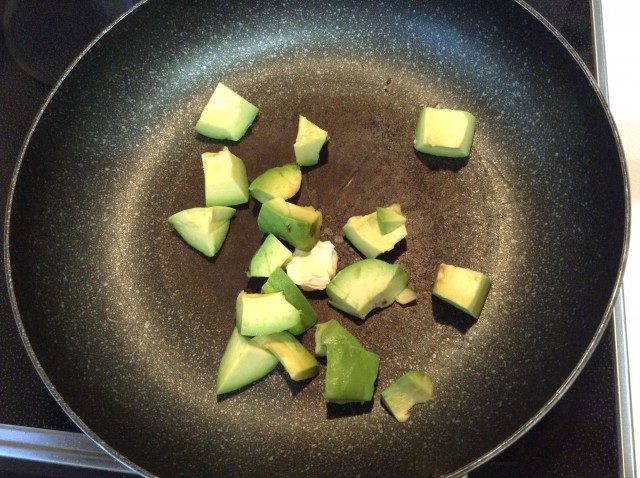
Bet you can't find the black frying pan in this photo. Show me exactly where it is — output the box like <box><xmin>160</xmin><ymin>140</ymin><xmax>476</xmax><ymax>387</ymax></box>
<box><xmin>4</xmin><ymin>1</ymin><xmax>628</xmax><ymax>477</ymax></box>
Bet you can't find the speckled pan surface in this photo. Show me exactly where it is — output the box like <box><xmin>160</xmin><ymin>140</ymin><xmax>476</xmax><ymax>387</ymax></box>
<box><xmin>4</xmin><ymin>0</ymin><xmax>627</xmax><ymax>477</ymax></box>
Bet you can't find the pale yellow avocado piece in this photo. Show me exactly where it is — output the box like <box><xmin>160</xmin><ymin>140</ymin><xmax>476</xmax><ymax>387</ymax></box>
<box><xmin>343</xmin><ymin>210</ymin><xmax>407</xmax><ymax>258</ymax></box>
<box><xmin>432</xmin><ymin>264</ymin><xmax>491</xmax><ymax>319</ymax></box>
<box><xmin>381</xmin><ymin>370</ymin><xmax>434</xmax><ymax>422</ymax></box>
<box><xmin>249</xmin><ymin>163</ymin><xmax>302</xmax><ymax>204</ymax></box>
<box><xmin>235</xmin><ymin>291</ymin><xmax>302</xmax><ymax>336</ymax></box>
<box><xmin>414</xmin><ymin>107</ymin><xmax>476</xmax><ymax>158</ymax></box>
<box><xmin>168</xmin><ymin>206</ymin><xmax>235</xmax><ymax>257</ymax></box>
<box><xmin>195</xmin><ymin>83</ymin><xmax>258</xmax><ymax>141</ymax></box>
<box><xmin>215</xmin><ymin>327</ymin><xmax>279</xmax><ymax>395</ymax></box>
<box><xmin>294</xmin><ymin>115</ymin><xmax>329</xmax><ymax>166</ymax></box>
<box><xmin>257</xmin><ymin>197</ymin><xmax>322</xmax><ymax>251</ymax></box>
<box><xmin>202</xmin><ymin>147</ymin><xmax>249</xmax><ymax>207</ymax></box>
<box><xmin>395</xmin><ymin>287</ymin><xmax>417</xmax><ymax>305</ymax></box>
<box><xmin>253</xmin><ymin>331</ymin><xmax>319</xmax><ymax>381</ymax></box>
<box><xmin>246</xmin><ymin>234</ymin><xmax>293</xmax><ymax>278</ymax></box>
<box><xmin>326</xmin><ymin>259</ymin><xmax>409</xmax><ymax>320</ymax></box>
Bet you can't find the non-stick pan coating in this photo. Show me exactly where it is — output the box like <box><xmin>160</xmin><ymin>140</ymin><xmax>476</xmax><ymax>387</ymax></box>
<box><xmin>5</xmin><ymin>0</ymin><xmax>627</xmax><ymax>476</ymax></box>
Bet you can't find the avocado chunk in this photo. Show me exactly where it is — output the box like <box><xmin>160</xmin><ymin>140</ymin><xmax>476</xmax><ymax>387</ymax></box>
<box><xmin>395</xmin><ymin>287</ymin><xmax>417</xmax><ymax>305</ymax></box>
<box><xmin>343</xmin><ymin>210</ymin><xmax>407</xmax><ymax>258</ymax></box>
<box><xmin>195</xmin><ymin>83</ymin><xmax>258</xmax><ymax>141</ymax></box>
<box><xmin>168</xmin><ymin>206</ymin><xmax>235</xmax><ymax>257</ymax></box>
<box><xmin>376</xmin><ymin>203</ymin><xmax>406</xmax><ymax>235</ymax></box>
<box><xmin>432</xmin><ymin>264</ymin><xmax>491</xmax><ymax>319</ymax></box>
<box><xmin>249</xmin><ymin>163</ymin><xmax>302</xmax><ymax>204</ymax></box>
<box><xmin>257</xmin><ymin>196</ymin><xmax>322</xmax><ymax>251</ymax></box>
<box><xmin>261</xmin><ymin>267</ymin><xmax>318</xmax><ymax>335</ymax></box>
<box><xmin>381</xmin><ymin>370</ymin><xmax>434</xmax><ymax>422</ymax></box>
<box><xmin>285</xmin><ymin>241</ymin><xmax>338</xmax><ymax>291</ymax></box>
<box><xmin>294</xmin><ymin>115</ymin><xmax>329</xmax><ymax>166</ymax></box>
<box><xmin>314</xmin><ymin>319</ymin><xmax>361</xmax><ymax>357</ymax></box>
<box><xmin>246</xmin><ymin>234</ymin><xmax>293</xmax><ymax>278</ymax></box>
<box><xmin>235</xmin><ymin>291</ymin><xmax>301</xmax><ymax>336</ymax></box>
<box><xmin>203</xmin><ymin>147</ymin><xmax>249</xmax><ymax>206</ymax></box>
<box><xmin>325</xmin><ymin>344</ymin><xmax>380</xmax><ymax>404</ymax></box>
<box><xmin>253</xmin><ymin>331</ymin><xmax>319</xmax><ymax>381</ymax></box>
<box><xmin>414</xmin><ymin>107</ymin><xmax>476</xmax><ymax>158</ymax></box>
<box><xmin>326</xmin><ymin>259</ymin><xmax>409</xmax><ymax>320</ymax></box>
<box><xmin>216</xmin><ymin>327</ymin><xmax>279</xmax><ymax>395</ymax></box>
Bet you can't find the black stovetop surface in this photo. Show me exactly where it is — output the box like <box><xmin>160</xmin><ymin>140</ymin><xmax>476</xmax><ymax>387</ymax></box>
<box><xmin>0</xmin><ymin>1</ymin><xmax>619</xmax><ymax>476</ymax></box>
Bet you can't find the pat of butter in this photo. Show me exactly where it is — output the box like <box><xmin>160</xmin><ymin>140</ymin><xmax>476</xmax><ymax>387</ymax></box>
<box><xmin>286</xmin><ymin>241</ymin><xmax>338</xmax><ymax>291</ymax></box>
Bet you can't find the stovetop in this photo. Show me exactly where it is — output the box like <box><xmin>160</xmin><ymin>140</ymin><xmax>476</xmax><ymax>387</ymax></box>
<box><xmin>0</xmin><ymin>1</ymin><xmax>625</xmax><ymax>476</ymax></box>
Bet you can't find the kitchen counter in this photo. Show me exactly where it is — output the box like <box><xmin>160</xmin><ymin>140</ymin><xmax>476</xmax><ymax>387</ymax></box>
<box><xmin>0</xmin><ymin>1</ymin><xmax>630</xmax><ymax>476</ymax></box>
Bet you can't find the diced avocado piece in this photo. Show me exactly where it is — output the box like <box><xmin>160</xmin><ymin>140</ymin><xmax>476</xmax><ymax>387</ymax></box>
<box><xmin>326</xmin><ymin>259</ymin><xmax>409</xmax><ymax>320</ymax></box>
<box><xmin>235</xmin><ymin>291</ymin><xmax>301</xmax><ymax>336</ymax></box>
<box><xmin>343</xmin><ymin>210</ymin><xmax>407</xmax><ymax>258</ymax></box>
<box><xmin>261</xmin><ymin>267</ymin><xmax>318</xmax><ymax>335</ymax></box>
<box><xmin>432</xmin><ymin>263</ymin><xmax>491</xmax><ymax>319</ymax></box>
<box><xmin>195</xmin><ymin>83</ymin><xmax>258</xmax><ymax>141</ymax></box>
<box><xmin>294</xmin><ymin>115</ymin><xmax>329</xmax><ymax>166</ymax></box>
<box><xmin>253</xmin><ymin>331</ymin><xmax>319</xmax><ymax>381</ymax></box>
<box><xmin>216</xmin><ymin>327</ymin><xmax>279</xmax><ymax>395</ymax></box>
<box><xmin>325</xmin><ymin>344</ymin><xmax>380</xmax><ymax>404</ymax></box>
<box><xmin>249</xmin><ymin>163</ymin><xmax>302</xmax><ymax>204</ymax></box>
<box><xmin>381</xmin><ymin>370</ymin><xmax>434</xmax><ymax>422</ymax></box>
<box><xmin>285</xmin><ymin>241</ymin><xmax>338</xmax><ymax>291</ymax></box>
<box><xmin>168</xmin><ymin>206</ymin><xmax>235</xmax><ymax>257</ymax></box>
<box><xmin>314</xmin><ymin>319</ymin><xmax>361</xmax><ymax>357</ymax></box>
<box><xmin>395</xmin><ymin>287</ymin><xmax>417</xmax><ymax>305</ymax></box>
<box><xmin>203</xmin><ymin>147</ymin><xmax>249</xmax><ymax>206</ymax></box>
<box><xmin>247</xmin><ymin>234</ymin><xmax>293</xmax><ymax>278</ymax></box>
<box><xmin>414</xmin><ymin>107</ymin><xmax>476</xmax><ymax>158</ymax></box>
<box><xmin>376</xmin><ymin>203</ymin><xmax>406</xmax><ymax>235</ymax></box>
<box><xmin>257</xmin><ymin>196</ymin><xmax>322</xmax><ymax>251</ymax></box>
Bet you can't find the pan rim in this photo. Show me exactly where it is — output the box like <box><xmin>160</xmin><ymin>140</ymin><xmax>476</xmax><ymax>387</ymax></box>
<box><xmin>3</xmin><ymin>2</ymin><xmax>155</xmax><ymax>476</ymax></box>
<box><xmin>3</xmin><ymin>1</ymin><xmax>630</xmax><ymax>477</ymax></box>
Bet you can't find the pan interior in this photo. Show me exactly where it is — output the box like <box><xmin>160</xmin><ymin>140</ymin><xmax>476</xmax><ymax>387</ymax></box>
<box><xmin>7</xmin><ymin>0</ymin><xmax>626</xmax><ymax>476</ymax></box>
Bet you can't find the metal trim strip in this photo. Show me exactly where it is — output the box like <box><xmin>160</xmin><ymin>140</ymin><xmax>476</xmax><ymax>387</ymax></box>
<box><xmin>0</xmin><ymin>424</ymin><xmax>136</xmax><ymax>474</ymax></box>
<box><xmin>591</xmin><ymin>0</ymin><xmax>637</xmax><ymax>476</ymax></box>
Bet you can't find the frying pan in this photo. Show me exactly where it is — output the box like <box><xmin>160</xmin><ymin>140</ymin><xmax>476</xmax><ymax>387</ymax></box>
<box><xmin>4</xmin><ymin>0</ymin><xmax>628</xmax><ymax>476</ymax></box>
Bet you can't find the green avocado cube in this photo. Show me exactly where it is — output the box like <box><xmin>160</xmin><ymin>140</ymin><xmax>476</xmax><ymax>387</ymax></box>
<box><xmin>414</xmin><ymin>107</ymin><xmax>476</xmax><ymax>158</ymax></box>
<box><xmin>325</xmin><ymin>344</ymin><xmax>380</xmax><ymax>404</ymax></box>
<box><xmin>257</xmin><ymin>197</ymin><xmax>322</xmax><ymax>251</ymax></box>
<box><xmin>168</xmin><ymin>206</ymin><xmax>235</xmax><ymax>257</ymax></box>
<box><xmin>253</xmin><ymin>331</ymin><xmax>319</xmax><ymax>381</ymax></box>
<box><xmin>195</xmin><ymin>83</ymin><xmax>258</xmax><ymax>141</ymax></box>
<box><xmin>314</xmin><ymin>319</ymin><xmax>361</xmax><ymax>357</ymax></box>
<box><xmin>343</xmin><ymin>210</ymin><xmax>407</xmax><ymax>258</ymax></box>
<box><xmin>215</xmin><ymin>327</ymin><xmax>279</xmax><ymax>395</ymax></box>
<box><xmin>381</xmin><ymin>370</ymin><xmax>434</xmax><ymax>422</ymax></box>
<box><xmin>247</xmin><ymin>234</ymin><xmax>293</xmax><ymax>278</ymax></box>
<box><xmin>249</xmin><ymin>163</ymin><xmax>302</xmax><ymax>204</ymax></box>
<box><xmin>294</xmin><ymin>115</ymin><xmax>329</xmax><ymax>166</ymax></box>
<box><xmin>376</xmin><ymin>203</ymin><xmax>406</xmax><ymax>235</ymax></box>
<box><xmin>432</xmin><ymin>263</ymin><xmax>491</xmax><ymax>319</ymax></box>
<box><xmin>261</xmin><ymin>267</ymin><xmax>318</xmax><ymax>335</ymax></box>
<box><xmin>235</xmin><ymin>291</ymin><xmax>301</xmax><ymax>336</ymax></box>
<box><xmin>202</xmin><ymin>147</ymin><xmax>249</xmax><ymax>206</ymax></box>
<box><xmin>326</xmin><ymin>259</ymin><xmax>409</xmax><ymax>320</ymax></box>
